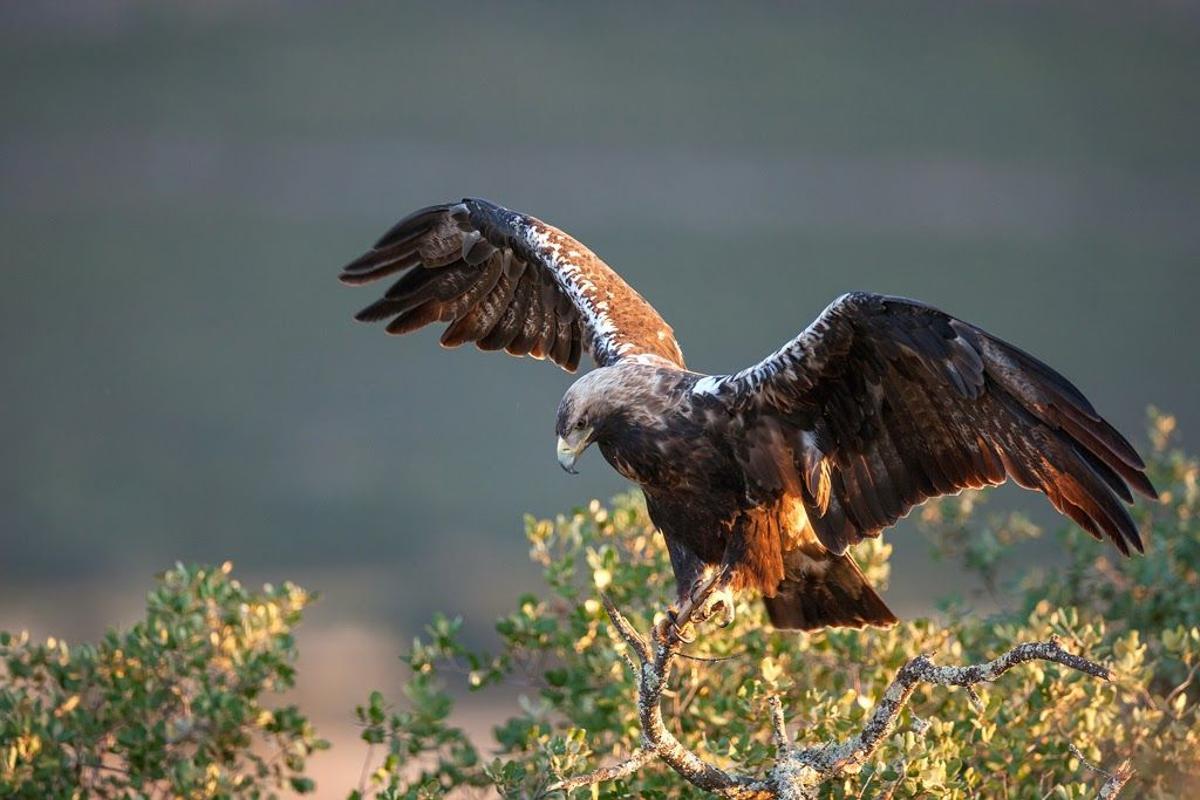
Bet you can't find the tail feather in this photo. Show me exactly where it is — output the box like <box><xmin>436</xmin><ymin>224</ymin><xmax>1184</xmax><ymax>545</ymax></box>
<box><xmin>763</xmin><ymin>547</ymin><xmax>898</xmax><ymax>631</ymax></box>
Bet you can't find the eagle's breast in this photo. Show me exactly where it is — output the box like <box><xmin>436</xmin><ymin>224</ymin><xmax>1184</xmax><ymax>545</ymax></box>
<box><xmin>598</xmin><ymin>414</ymin><xmax>700</xmax><ymax>487</ymax></box>
<box><xmin>596</xmin><ymin>370</ymin><xmax>740</xmax><ymax>492</ymax></box>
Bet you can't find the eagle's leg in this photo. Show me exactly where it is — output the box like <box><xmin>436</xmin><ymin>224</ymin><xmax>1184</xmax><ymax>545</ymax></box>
<box><xmin>688</xmin><ymin>530</ymin><xmax>746</xmax><ymax>631</ymax></box>
<box><xmin>667</xmin><ymin>565</ymin><xmax>735</xmax><ymax>643</ymax></box>
<box><xmin>662</xmin><ymin>535</ymin><xmax>708</xmax><ymax>643</ymax></box>
<box><xmin>697</xmin><ymin>568</ymin><xmax>735</xmax><ymax>629</ymax></box>
<box><xmin>665</xmin><ymin>571</ymin><xmax>714</xmax><ymax>644</ymax></box>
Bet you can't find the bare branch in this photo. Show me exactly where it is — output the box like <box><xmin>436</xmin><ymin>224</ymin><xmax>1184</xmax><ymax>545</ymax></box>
<box><xmin>677</xmin><ymin>651</ymin><xmax>744</xmax><ymax>664</ymax></box>
<box><xmin>768</xmin><ymin>695</ymin><xmax>791</xmax><ymax>755</ymax></box>
<box><xmin>1071</xmin><ymin>745</ymin><xmax>1136</xmax><ymax>799</ymax></box>
<box><xmin>548</xmin><ymin>746</ymin><xmax>655</xmax><ymax>793</ymax></box>
<box><xmin>599</xmin><ymin>592</ymin><xmax>650</xmax><ymax>663</ymax></box>
<box><xmin>1098</xmin><ymin>760</ymin><xmax>1135</xmax><ymax>799</ymax></box>
<box><xmin>812</xmin><ymin>639</ymin><xmax>1109</xmax><ymax>777</ymax></box>
<box><xmin>565</xmin><ymin>598</ymin><xmax>1120</xmax><ymax>800</ymax></box>
<box><xmin>1164</xmin><ymin>659</ymin><xmax>1200</xmax><ymax>707</ymax></box>
<box><xmin>637</xmin><ymin>617</ymin><xmax>768</xmax><ymax>797</ymax></box>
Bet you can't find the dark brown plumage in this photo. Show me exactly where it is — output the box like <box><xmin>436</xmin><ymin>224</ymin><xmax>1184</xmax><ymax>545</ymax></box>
<box><xmin>340</xmin><ymin>199</ymin><xmax>683</xmax><ymax>370</ymax></box>
<box><xmin>341</xmin><ymin>198</ymin><xmax>1157</xmax><ymax>631</ymax></box>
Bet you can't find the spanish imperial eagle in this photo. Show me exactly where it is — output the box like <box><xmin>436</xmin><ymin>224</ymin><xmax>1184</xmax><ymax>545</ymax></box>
<box><xmin>340</xmin><ymin>198</ymin><xmax>1156</xmax><ymax>632</ymax></box>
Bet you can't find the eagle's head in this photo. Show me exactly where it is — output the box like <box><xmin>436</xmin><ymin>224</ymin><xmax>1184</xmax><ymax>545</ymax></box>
<box><xmin>554</xmin><ymin>368</ymin><xmax>623</xmax><ymax>474</ymax></box>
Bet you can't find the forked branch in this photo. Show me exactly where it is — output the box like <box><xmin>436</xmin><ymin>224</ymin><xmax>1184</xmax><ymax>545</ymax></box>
<box><xmin>550</xmin><ymin>591</ymin><xmax>1130</xmax><ymax>799</ymax></box>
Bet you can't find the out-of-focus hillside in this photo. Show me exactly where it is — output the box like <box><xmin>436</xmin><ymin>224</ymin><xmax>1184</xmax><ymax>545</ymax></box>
<box><xmin>2</xmin><ymin>5</ymin><xmax>1198</xmax><ymax>794</ymax></box>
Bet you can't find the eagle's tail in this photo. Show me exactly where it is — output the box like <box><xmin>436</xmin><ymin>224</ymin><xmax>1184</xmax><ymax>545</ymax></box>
<box><xmin>762</xmin><ymin>547</ymin><xmax>898</xmax><ymax>631</ymax></box>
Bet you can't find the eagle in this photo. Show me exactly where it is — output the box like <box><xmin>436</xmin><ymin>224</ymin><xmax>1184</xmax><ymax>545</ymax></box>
<box><xmin>340</xmin><ymin>198</ymin><xmax>1156</xmax><ymax>633</ymax></box>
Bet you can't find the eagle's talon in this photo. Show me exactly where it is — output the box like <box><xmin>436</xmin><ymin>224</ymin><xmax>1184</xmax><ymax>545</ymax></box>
<box><xmin>711</xmin><ymin>599</ymin><xmax>735</xmax><ymax>628</ymax></box>
<box><xmin>663</xmin><ymin>606</ymin><xmax>698</xmax><ymax>645</ymax></box>
<box><xmin>670</xmin><ymin>621</ymin><xmax>697</xmax><ymax>644</ymax></box>
<box><xmin>665</xmin><ymin>568</ymin><xmax>735</xmax><ymax>641</ymax></box>
<box><xmin>696</xmin><ymin>585</ymin><xmax>735</xmax><ymax>628</ymax></box>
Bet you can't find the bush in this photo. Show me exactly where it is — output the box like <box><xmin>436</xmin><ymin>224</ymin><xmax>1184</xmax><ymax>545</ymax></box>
<box><xmin>3</xmin><ymin>411</ymin><xmax>1198</xmax><ymax>798</ymax></box>
<box><xmin>0</xmin><ymin>563</ymin><xmax>326</xmax><ymax>798</ymax></box>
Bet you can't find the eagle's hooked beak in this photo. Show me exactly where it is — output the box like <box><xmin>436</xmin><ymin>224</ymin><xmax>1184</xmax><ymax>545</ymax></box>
<box><xmin>556</xmin><ymin>432</ymin><xmax>592</xmax><ymax>474</ymax></box>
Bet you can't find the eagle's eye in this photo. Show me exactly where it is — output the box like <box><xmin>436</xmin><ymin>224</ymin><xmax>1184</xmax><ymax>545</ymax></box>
<box><xmin>575</xmin><ymin>419</ymin><xmax>587</xmax><ymax>431</ymax></box>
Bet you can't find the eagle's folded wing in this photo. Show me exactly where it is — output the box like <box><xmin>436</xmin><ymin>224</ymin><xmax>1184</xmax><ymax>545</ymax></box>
<box><xmin>340</xmin><ymin>198</ymin><xmax>684</xmax><ymax>371</ymax></box>
<box><xmin>696</xmin><ymin>292</ymin><xmax>1156</xmax><ymax>556</ymax></box>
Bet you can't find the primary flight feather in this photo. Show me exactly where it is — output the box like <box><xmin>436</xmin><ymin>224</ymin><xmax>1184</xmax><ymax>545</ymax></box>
<box><xmin>340</xmin><ymin>198</ymin><xmax>1156</xmax><ymax>632</ymax></box>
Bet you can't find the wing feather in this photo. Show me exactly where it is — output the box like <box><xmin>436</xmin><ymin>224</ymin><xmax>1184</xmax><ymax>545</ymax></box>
<box><xmin>340</xmin><ymin>198</ymin><xmax>684</xmax><ymax>371</ymax></box>
<box><xmin>507</xmin><ymin>272</ymin><xmax>547</xmax><ymax>357</ymax></box>
<box><xmin>473</xmin><ymin>268</ymin><xmax>522</xmax><ymax>350</ymax></box>
<box><xmin>707</xmin><ymin>292</ymin><xmax>1155</xmax><ymax>559</ymax></box>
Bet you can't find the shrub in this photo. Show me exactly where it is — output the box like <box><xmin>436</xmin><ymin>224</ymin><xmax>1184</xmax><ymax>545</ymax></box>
<box><xmin>0</xmin><ymin>563</ymin><xmax>326</xmax><ymax>798</ymax></box>
<box><xmin>355</xmin><ymin>411</ymin><xmax>1200</xmax><ymax>799</ymax></box>
<box><xmin>2</xmin><ymin>411</ymin><xmax>1197</xmax><ymax>798</ymax></box>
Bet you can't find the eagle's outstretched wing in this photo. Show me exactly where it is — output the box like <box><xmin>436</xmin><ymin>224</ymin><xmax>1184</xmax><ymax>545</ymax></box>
<box><xmin>340</xmin><ymin>198</ymin><xmax>684</xmax><ymax>371</ymax></box>
<box><xmin>696</xmin><ymin>292</ymin><xmax>1156</xmax><ymax>556</ymax></box>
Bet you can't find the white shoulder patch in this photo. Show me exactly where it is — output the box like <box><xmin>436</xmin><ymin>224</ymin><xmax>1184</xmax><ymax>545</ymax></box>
<box><xmin>692</xmin><ymin>375</ymin><xmax>726</xmax><ymax>396</ymax></box>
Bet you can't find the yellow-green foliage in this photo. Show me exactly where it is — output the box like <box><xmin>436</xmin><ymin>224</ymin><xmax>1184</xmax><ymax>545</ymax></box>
<box><xmin>0</xmin><ymin>563</ymin><xmax>326</xmax><ymax>798</ymax></box>
<box><xmin>363</xmin><ymin>412</ymin><xmax>1199</xmax><ymax>799</ymax></box>
<box><xmin>2</xmin><ymin>412</ymin><xmax>1198</xmax><ymax>799</ymax></box>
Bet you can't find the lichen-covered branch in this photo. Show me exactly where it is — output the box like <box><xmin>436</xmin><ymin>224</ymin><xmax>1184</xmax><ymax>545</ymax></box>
<box><xmin>550</xmin><ymin>746</ymin><xmax>655</xmax><ymax>794</ymax></box>
<box><xmin>554</xmin><ymin>595</ymin><xmax>1130</xmax><ymax>799</ymax></box>
<box><xmin>550</xmin><ymin>584</ymin><xmax>769</xmax><ymax>798</ymax></box>
<box><xmin>1071</xmin><ymin>745</ymin><xmax>1135</xmax><ymax>800</ymax></box>
<box><xmin>807</xmin><ymin>638</ymin><xmax>1110</xmax><ymax>779</ymax></box>
<box><xmin>599</xmin><ymin>591</ymin><xmax>650</xmax><ymax>663</ymax></box>
<box><xmin>1098</xmin><ymin>761</ymin><xmax>1135</xmax><ymax>799</ymax></box>
<box><xmin>767</xmin><ymin>695</ymin><xmax>791</xmax><ymax>755</ymax></box>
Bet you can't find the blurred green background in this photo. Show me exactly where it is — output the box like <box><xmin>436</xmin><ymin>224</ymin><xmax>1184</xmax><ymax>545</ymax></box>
<box><xmin>2</xmin><ymin>2</ymin><xmax>1197</xmax><ymax>792</ymax></box>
